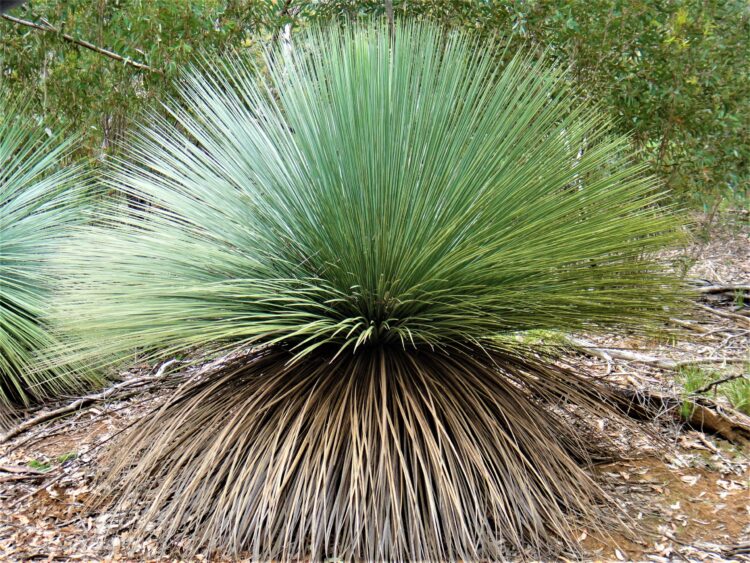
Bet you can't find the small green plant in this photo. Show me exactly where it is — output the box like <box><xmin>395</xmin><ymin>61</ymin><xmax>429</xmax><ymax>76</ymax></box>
<box><xmin>26</xmin><ymin>451</ymin><xmax>78</xmax><ymax>472</ymax></box>
<box><xmin>733</xmin><ymin>290</ymin><xmax>746</xmax><ymax>309</ymax></box>
<box><xmin>27</xmin><ymin>459</ymin><xmax>51</xmax><ymax>472</ymax></box>
<box><xmin>56</xmin><ymin>451</ymin><xmax>78</xmax><ymax>464</ymax></box>
<box><xmin>678</xmin><ymin>366</ymin><xmax>750</xmax><ymax>416</ymax></box>
<box><xmin>724</xmin><ymin>377</ymin><xmax>750</xmax><ymax>415</ymax></box>
<box><xmin>679</xmin><ymin>366</ymin><xmax>715</xmax><ymax>394</ymax></box>
<box><xmin>677</xmin><ymin>366</ymin><xmax>715</xmax><ymax>418</ymax></box>
<box><xmin>672</xmin><ymin>254</ymin><xmax>698</xmax><ymax>278</ymax></box>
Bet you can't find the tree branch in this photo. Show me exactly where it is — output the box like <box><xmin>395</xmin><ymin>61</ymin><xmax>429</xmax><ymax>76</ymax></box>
<box><xmin>697</xmin><ymin>284</ymin><xmax>750</xmax><ymax>294</ymax></box>
<box><xmin>1</xmin><ymin>13</ymin><xmax>162</xmax><ymax>74</ymax></box>
<box><xmin>385</xmin><ymin>0</ymin><xmax>395</xmax><ymax>36</ymax></box>
<box><xmin>609</xmin><ymin>385</ymin><xmax>750</xmax><ymax>445</ymax></box>
<box><xmin>271</xmin><ymin>0</ymin><xmax>293</xmax><ymax>44</ymax></box>
<box><xmin>570</xmin><ymin>338</ymin><xmax>747</xmax><ymax>370</ymax></box>
<box><xmin>0</xmin><ymin>359</ymin><xmax>179</xmax><ymax>444</ymax></box>
<box><xmin>669</xmin><ymin>318</ymin><xmax>711</xmax><ymax>334</ymax></box>
<box><xmin>692</xmin><ymin>373</ymin><xmax>748</xmax><ymax>396</ymax></box>
<box><xmin>697</xmin><ymin>303</ymin><xmax>750</xmax><ymax>328</ymax></box>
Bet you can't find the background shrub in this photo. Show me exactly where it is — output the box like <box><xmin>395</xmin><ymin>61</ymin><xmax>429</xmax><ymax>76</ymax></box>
<box><xmin>1</xmin><ymin>0</ymin><xmax>748</xmax><ymax>207</ymax></box>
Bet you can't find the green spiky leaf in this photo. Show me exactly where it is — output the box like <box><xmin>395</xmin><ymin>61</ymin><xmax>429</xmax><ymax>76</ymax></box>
<box><xmin>0</xmin><ymin>96</ymin><xmax>99</xmax><ymax>423</ymax></box>
<box><xmin>51</xmin><ymin>23</ymin><xmax>685</xmax><ymax>368</ymax></box>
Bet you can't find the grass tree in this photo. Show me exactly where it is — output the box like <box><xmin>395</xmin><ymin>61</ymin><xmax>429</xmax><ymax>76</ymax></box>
<box><xmin>0</xmin><ymin>97</ymin><xmax>97</xmax><ymax>426</ymax></box>
<box><xmin>50</xmin><ymin>22</ymin><xmax>685</xmax><ymax>559</ymax></box>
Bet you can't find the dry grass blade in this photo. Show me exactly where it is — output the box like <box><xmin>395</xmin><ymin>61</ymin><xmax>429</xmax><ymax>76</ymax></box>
<box><xmin>101</xmin><ymin>345</ymin><xmax>634</xmax><ymax>560</ymax></box>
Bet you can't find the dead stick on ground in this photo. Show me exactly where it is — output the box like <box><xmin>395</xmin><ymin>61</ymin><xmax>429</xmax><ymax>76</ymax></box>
<box><xmin>10</xmin><ymin>384</ymin><xmax>179</xmax><ymax>508</ymax></box>
<box><xmin>12</xmin><ymin>471</ymin><xmax>66</xmax><ymax>506</ymax></box>
<box><xmin>609</xmin><ymin>386</ymin><xmax>750</xmax><ymax>444</ymax></box>
<box><xmin>692</xmin><ymin>373</ymin><xmax>748</xmax><ymax>395</ymax></box>
<box><xmin>0</xmin><ymin>359</ymin><xmax>179</xmax><ymax>444</ymax></box>
<box><xmin>669</xmin><ymin>318</ymin><xmax>712</xmax><ymax>334</ymax></box>
<box><xmin>696</xmin><ymin>284</ymin><xmax>750</xmax><ymax>294</ymax></box>
<box><xmin>570</xmin><ymin>338</ymin><xmax>747</xmax><ymax>370</ymax></box>
<box><xmin>697</xmin><ymin>303</ymin><xmax>750</xmax><ymax>328</ymax></box>
<box><xmin>0</xmin><ymin>474</ymin><xmax>47</xmax><ymax>483</ymax></box>
<box><xmin>0</xmin><ymin>464</ymin><xmax>47</xmax><ymax>475</ymax></box>
<box><xmin>1</xmin><ymin>13</ymin><xmax>162</xmax><ymax>74</ymax></box>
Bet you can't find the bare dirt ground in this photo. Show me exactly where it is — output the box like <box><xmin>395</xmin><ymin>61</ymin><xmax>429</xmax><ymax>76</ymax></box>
<box><xmin>0</xmin><ymin>212</ymin><xmax>748</xmax><ymax>562</ymax></box>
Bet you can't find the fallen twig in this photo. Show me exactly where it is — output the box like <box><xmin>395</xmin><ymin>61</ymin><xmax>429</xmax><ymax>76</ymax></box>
<box><xmin>692</xmin><ymin>373</ymin><xmax>748</xmax><ymax>395</ymax></box>
<box><xmin>696</xmin><ymin>284</ymin><xmax>750</xmax><ymax>294</ymax></box>
<box><xmin>697</xmin><ymin>303</ymin><xmax>750</xmax><ymax>328</ymax></box>
<box><xmin>695</xmin><ymin>432</ymin><xmax>722</xmax><ymax>455</ymax></box>
<box><xmin>0</xmin><ymin>359</ymin><xmax>179</xmax><ymax>444</ymax></box>
<box><xmin>668</xmin><ymin>318</ymin><xmax>712</xmax><ymax>334</ymax></box>
<box><xmin>570</xmin><ymin>338</ymin><xmax>747</xmax><ymax>370</ymax></box>
<box><xmin>12</xmin><ymin>470</ymin><xmax>66</xmax><ymax>506</ymax></box>
<box><xmin>0</xmin><ymin>464</ymin><xmax>51</xmax><ymax>484</ymax></box>
<box><xmin>9</xmin><ymin>376</ymin><xmax>182</xmax><ymax>508</ymax></box>
<box><xmin>0</xmin><ymin>473</ymin><xmax>47</xmax><ymax>483</ymax></box>
<box><xmin>0</xmin><ymin>464</ymin><xmax>47</xmax><ymax>475</ymax></box>
<box><xmin>1</xmin><ymin>13</ymin><xmax>162</xmax><ymax>74</ymax></box>
<box><xmin>609</xmin><ymin>386</ymin><xmax>750</xmax><ymax>445</ymax></box>
<box><xmin>726</xmin><ymin>542</ymin><xmax>750</xmax><ymax>558</ymax></box>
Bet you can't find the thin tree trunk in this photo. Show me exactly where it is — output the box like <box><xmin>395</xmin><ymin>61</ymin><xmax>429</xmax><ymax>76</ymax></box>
<box><xmin>385</xmin><ymin>0</ymin><xmax>395</xmax><ymax>36</ymax></box>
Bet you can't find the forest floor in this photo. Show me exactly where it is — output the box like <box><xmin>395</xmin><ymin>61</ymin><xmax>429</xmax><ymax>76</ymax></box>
<box><xmin>0</xmin><ymin>211</ymin><xmax>748</xmax><ymax>562</ymax></box>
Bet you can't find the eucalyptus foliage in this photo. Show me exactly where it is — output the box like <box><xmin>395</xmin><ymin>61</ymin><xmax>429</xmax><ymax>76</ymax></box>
<box><xmin>0</xmin><ymin>97</ymin><xmax>96</xmax><ymax>425</ymax></box>
<box><xmin>52</xmin><ymin>22</ymin><xmax>685</xmax><ymax>558</ymax></box>
<box><xmin>3</xmin><ymin>0</ymin><xmax>747</xmax><ymax>205</ymax></box>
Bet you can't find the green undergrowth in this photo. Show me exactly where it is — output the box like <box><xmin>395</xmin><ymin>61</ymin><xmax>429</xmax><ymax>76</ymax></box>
<box><xmin>678</xmin><ymin>366</ymin><xmax>750</xmax><ymax>416</ymax></box>
<box><xmin>27</xmin><ymin>451</ymin><xmax>78</xmax><ymax>472</ymax></box>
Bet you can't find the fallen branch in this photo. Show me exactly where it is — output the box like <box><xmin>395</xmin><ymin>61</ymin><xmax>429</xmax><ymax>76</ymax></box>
<box><xmin>610</xmin><ymin>386</ymin><xmax>750</xmax><ymax>445</ymax></box>
<box><xmin>696</xmin><ymin>284</ymin><xmax>750</xmax><ymax>294</ymax></box>
<box><xmin>12</xmin><ymin>470</ymin><xmax>66</xmax><ymax>506</ymax></box>
<box><xmin>668</xmin><ymin>318</ymin><xmax>711</xmax><ymax>334</ymax></box>
<box><xmin>0</xmin><ymin>464</ymin><xmax>49</xmax><ymax>483</ymax></box>
<box><xmin>0</xmin><ymin>359</ymin><xmax>179</xmax><ymax>444</ymax></box>
<box><xmin>1</xmin><ymin>13</ymin><xmax>162</xmax><ymax>74</ymax></box>
<box><xmin>692</xmin><ymin>373</ymin><xmax>748</xmax><ymax>395</ymax></box>
<box><xmin>571</xmin><ymin>338</ymin><xmax>747</xmax><ymax>370</ymax></box>
<box><xmin>0</xmin><ymin>473</ymin><xmax>47</xmax><ymax>483</ymax></box>
<box><xmin>8</xmin><ymin>361</ymin><xmax>184</xmax><ymax>508</ymax></box>
<box><xmin>726</xmin><ymin>542</ymin><xmax>750</xmax><ymax>558</ymax></box>
<box><xmin>0</xmin><ymin>464</ymin><xmax>47</xmax><ymax>475</ymax></box>
<box><xmin>697</xmin><ymin>303</ymin><xmax>750</xmax><ymax>328</ymax></box>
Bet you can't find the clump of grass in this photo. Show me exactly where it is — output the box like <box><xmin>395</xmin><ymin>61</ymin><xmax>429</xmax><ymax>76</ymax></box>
<box><xmin>678</xmin><ymin>366</ymin><xmax>714</xmax><ymax>417</ymax></box>
<box><xmin>679</xmin><ymin>366</ymin><xmax>716</xmax><ymax>394</ymax></box>
<box><xmin>0</xmin><ymin>97</ymin><xmax>100</xmax><ymax>427</ymax></box>
<box><xmin>50</xmin><ymin>22</ymin><xmax>687</xmax><ymax>560</ymax></box>
<box><xmin>27</xmin><ymin>459</ymin><xmax>51</xmax><ymax>472</ymax></box>
<box><xmin>26</xmin><ymin>451</ymin><xmax>78</xmax><ymax>473</ymax></box>
<box><xmin>678</xmin><ymin>366</ymin><xmax>750</xmax><ymax>416</ymax></box>
<box><xmin>56</xmin><ymin>451</ymin><xmax>78</xmax><ymax>464</ymax></box>
<box><xmin>733</xmin><ymin>289</ymin><xmax>746</xmax><ymax>309</ymax></box>
<box><xmin>723</xmin><ymin>376</ymin><xmax>750</xmax><ymax>415</ymax></box>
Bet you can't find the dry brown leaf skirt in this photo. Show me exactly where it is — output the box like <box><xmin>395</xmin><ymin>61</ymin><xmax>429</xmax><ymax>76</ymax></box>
<box><xmin>100</xmin><ymin>344</ymin><xmax>635</xmax><ymax>560</ymax></box>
